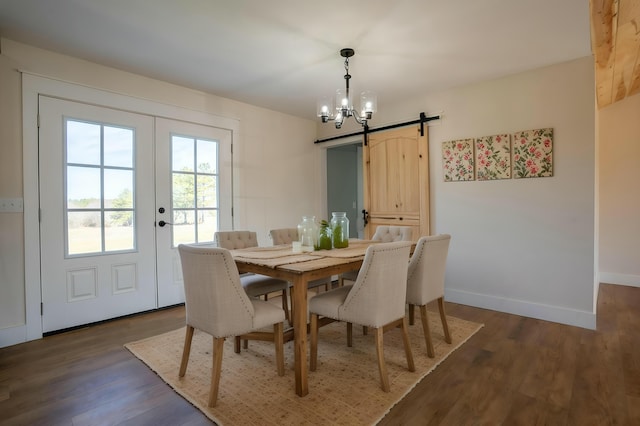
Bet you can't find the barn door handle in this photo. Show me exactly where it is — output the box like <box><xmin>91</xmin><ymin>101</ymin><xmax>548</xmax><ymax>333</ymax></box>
<box><xmin>362</xmin><ymin>209</ymin><xmax>369</xmax><ymax>226</ymax></box>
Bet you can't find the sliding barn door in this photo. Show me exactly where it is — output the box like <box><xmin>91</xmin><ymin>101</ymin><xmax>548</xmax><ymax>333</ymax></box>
<box><xmin>363</xmin><ymin>125</ymin><xmax>430</xmax><ymax>240</ymax></box>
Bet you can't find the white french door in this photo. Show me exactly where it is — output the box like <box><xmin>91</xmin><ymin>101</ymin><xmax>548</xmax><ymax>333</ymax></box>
<box><xmin>39</xmin><ymin>96</ymin><xmax>157</xmax><ymax>332</ymax></box>
<box><xmin>38</xmin><ymin>98</ymin><xmax>233</xmax><ymax>332</ymax></box>
<box><xmin>155</xmin><ymin>118</ymin><xmax>233</xmax><ymax>307</ymax></box>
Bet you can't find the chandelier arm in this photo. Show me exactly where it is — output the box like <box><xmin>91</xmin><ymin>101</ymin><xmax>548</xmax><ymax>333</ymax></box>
<box><xmin>351</xmin><ymin>110</ymin><xmax>366</xmax><ymax>125</ymax></box>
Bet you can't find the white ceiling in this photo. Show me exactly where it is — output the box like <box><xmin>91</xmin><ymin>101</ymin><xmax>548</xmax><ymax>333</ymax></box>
<box><xmin>0</xmin><ymin>0</ymin><xmax>592</xmax><ymax>120</ymax></box>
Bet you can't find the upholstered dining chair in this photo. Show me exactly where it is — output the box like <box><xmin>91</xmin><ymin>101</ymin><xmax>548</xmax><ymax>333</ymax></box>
<box><xmin>269</xmin><ymin>228</ymin><xmax>332</xmax><ymax>292</ymax></box>
<box><xmin>339</xmin><ymin>225</ymin><xmax>414</xmax><ymax>286</ymax></box>
<box><xmin>177</xmin><ymin>244</ymin><xmax>285</xmax><ymax>407</ymax></box>
<box><xmin>215</xmin><ymin>231</ymin><xmax>291</xmax><ymax>323</ymax></box>
<box><xmin>406</xmin><ymin>234</ymin><xmax>452</xmax><ymax>358</ymax></box>
<box><xmin>309</xmin><ymin>241</ymin><xmax>415</xmax><ymax>392</ymax></box>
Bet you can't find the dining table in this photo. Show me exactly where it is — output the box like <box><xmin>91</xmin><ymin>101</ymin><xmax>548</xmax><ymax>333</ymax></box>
<box><xmin>230</xmin><ymin>239</ymin><xmax>378</xmax><ymax>397</ymax></box>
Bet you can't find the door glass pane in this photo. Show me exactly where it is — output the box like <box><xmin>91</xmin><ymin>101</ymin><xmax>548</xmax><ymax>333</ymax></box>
<box><xmin>68</xmin><ymin>211</ymin><xmax>102</xmax><ymax>255</ymax></box>
<box><xmin>104</xmin><ymin>126</ymin><xmax>133</xmax><ymax>167</ymax></box>
<box><xmin>197</xmin><ymin>175</ymin><xmax>216</xmax><ymax>207</ymax></box>
<box><xmin>197</xmin><ymin>210</ymin><xmax>218</xmax><ymax>242</ymax></box>
<box><xmin>104</xmin><ymin>169</ymin><xmax>133</xmax><ymax>208</ymax></box>
<box><xmin>105</xmin><ymin>211</ymin><xmax>134</xmax><ymax>251</ymax></box>
<box><xmin>172</xmin><ymin>173</ymin><xmax>195</xmax><ymax>208</ymax></box>
<box><xmin>197</xmin><ymin>139</ymin><xmax>217</xmax><ymax>173</ymax></box>
<box><xmin>170</xmin><ymin>135</ymin><xmax>219</xmax><ymax>246</ymax></box>
<box><xmin>67</xmin><ymin>166</ymin><xmax>101</xmax><ymax>208</ymax></box>
<box><xmin>172</xmin><ymin>136</ymin><xmax>194</xmax><ymax>172</ymax></box>
<box><xmin>65</xmin><ymin>118</ymin><xmax>136</xmax><ymax>256</ymax></box>
<box><xmin>66</xmin><ymin>120</ymin><xmax>100</xmax><ymax>165</ymax></box>
<box><xmin>173</xmin><ymin>210</ymin><xmax>195</xmax><ymax>244</ymax></box>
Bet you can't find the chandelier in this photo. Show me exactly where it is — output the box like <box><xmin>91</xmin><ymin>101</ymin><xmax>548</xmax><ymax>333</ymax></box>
<box><xmin>317</xmin><ymin>48</ymin><xmax>377</xmax><ymax>129</ymax></box>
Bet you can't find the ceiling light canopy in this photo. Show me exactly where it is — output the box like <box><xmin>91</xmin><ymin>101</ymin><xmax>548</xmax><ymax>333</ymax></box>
<box><xmin>317</xmin><ymin>48</ymin><xmax>377</xmax><ymax>129</ymax></box>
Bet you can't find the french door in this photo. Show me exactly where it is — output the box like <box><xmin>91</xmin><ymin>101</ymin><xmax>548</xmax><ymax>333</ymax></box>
<box><xmin>155</xmin><ymin>118</ymin><xmax>232</xmax><ymax>307</ymax></box>
<box><xmin>38</xmin><ymin>97</ymin><xmax>232</xmax><ymax>332</ymax></box>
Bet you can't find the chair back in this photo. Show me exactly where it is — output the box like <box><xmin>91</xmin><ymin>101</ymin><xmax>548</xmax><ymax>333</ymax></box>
<box><xmin>406</xmin><ymin>234</ymin><xmax>451</xmax><ymax>306</ymax></box>
<box><xmin>372</xmin><ymin>225</ymin><xmax>413</xmax><ymax>242</ymax></box>
<box><xmin>178</xmin><ymin>244</ymin><xmax>255</xmax><ymax>337</ymax></box>
<box><xmin>215</xmin><ymin>230</ymin><xmax>259</xmax><ymax>249</ymax></box>
<box><xmin>269</xmin><ymin>228</ymin><xmax>298</xmax><ymax>245</ymax></box>
<box><xmin>341</xmin><ymin>241</ymin><xmax>413</xmax><ymax>327</ymax></box>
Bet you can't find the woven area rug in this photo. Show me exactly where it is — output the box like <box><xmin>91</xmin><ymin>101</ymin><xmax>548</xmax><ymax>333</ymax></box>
<box><xmin>125</xmin><ymin>310</ymin><xmax>482</xmax><ymax>425</ymax></box>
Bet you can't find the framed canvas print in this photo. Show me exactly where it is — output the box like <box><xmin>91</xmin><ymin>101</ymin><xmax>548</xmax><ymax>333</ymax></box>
<box><xmin>475</xmin><ymin>134</ymin><xmax>511</xmax><ymax>180</ymax></box>
<box><xmin>443</xmin><ymin>139</ymin><xmax>475</xmax><ymax>181</ymax></box>
<box><xmin>512</xmin><ymin>128</ymin><xmax>553</xmax><ymax>178</ymax></box>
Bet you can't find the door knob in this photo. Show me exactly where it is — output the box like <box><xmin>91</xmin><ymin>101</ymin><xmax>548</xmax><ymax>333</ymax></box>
<box><xmin>158</xmin><ymin>220</ymin><xmax>172</xmax><ymax>227</ymax></box>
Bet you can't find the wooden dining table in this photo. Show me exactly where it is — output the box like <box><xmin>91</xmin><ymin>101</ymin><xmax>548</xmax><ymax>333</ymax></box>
<box><xmin>230</xmin><ymin>239</ymin><xmax>377</xmax><ymax>397</ymax></box>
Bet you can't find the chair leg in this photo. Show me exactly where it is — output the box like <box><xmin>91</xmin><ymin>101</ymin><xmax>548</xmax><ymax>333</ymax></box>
<box><xmin>419</xmin><ymin>305</ymin><xmax>435</xmax><ymax>358</ymax></box>
<box><xmin>400</xmin><ymin>317</ymin><xmax>415</xmax><ymax>372</ymax></box>
<box><xmin>347</xmin><ymin>322</ymin><xmax>353</xmax><ymax>347</ymax></box>
<box><xmin>208</xmin><ymin>337</ymin><xmax>225</xmax><ymax>407</ymax></box>
<box><xmin>274</xmin><ymin>322</ymin><xmax>285</xmax><ymax>376</ymax></box>
<box><xmin>438</xmin><ymin>297</ymin><xmax>452</xmax><ymax>344</ymax></box>
<box><xmin>373</xmin><ymin>327</ymin><xmax>390</xmax><ymax>392</ymax></box>
<box><xmin>310</xmin><ymin>313</ymin><xmax>319</xmax><ymax>371</ymax></box>
<box><xmin>234</xmin><ymin>336</ymin><xmax>241</xmax><ymax>353</ymax></box>
<box><xmin>179</xmin><ymin>325</ymin><xmax>195</xmax><ymax>377</ymax></box>
<box><xmin>363</xmin><ymin>325</ymin><xmax>368</xmax><ymax>335</ymax></box>
<box><xmin>408</xmin><ymin>304</ymin><xmax>415</xmax><ymax>325</ymax></box>
<box><xmin>281</xmin><ymin>289</ymin><xmax>290</xmax><ymax>324</ymax></box>
<box><xmin>289</xmin><ymin>286</ymin><xmax>295</xmax><ymax>326</ymax></box>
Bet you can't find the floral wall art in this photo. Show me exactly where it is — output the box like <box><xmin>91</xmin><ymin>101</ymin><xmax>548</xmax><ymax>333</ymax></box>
<box><xmin>442</xmin><ymin>127</ymin><xmax>553</xmax><ymax>182</ymax></box>
<box><xmin>512</xmin><ymin>128</ymin><xmax>553</xmax><ymax>178</ymax></box>
<box><xmin>475</xmin><ymin>134</ymin><xmax>511</xmax><ymax>180</ymax></box>
<box><xmin>442</xmin><ymin>139</ymin><xmax>475</xmax><ymax>181</ymax></box>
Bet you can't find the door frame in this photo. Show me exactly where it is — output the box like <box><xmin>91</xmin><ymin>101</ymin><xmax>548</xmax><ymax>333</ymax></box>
<box><xmin>21</xmin><ymin>73</ymin><xmax>239</xmax><ymax>342</ymax></box>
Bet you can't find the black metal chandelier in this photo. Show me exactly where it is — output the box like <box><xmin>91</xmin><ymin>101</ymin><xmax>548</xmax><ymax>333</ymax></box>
<box><xmin>317</xmin><ymin>48</ymin><xmax>377</xmax><ymax>129</ymax></box>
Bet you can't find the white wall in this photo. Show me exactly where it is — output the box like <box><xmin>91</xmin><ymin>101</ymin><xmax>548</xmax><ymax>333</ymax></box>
<box><xmin>0</xmin><ymin>39</ymin><xmax>321</xmax><ymax>346</ymax></box>
<box><xmin>598</xmin><ymin>93</ymin><xmax>640</xmax><ymax>287</ymax></box>
<box><xmin>0</xmin><ymin>51</ymin><xmax>25</xmax><ymax>336</ymax></box>
<box><xmin>320</xmin><ymin>56</ymin><xmax>597</xmax><ymax>328</ymax></box>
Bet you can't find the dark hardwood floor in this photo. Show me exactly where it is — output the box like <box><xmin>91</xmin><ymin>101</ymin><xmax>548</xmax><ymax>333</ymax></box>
<box><xmin>1</xmin><ymin>283</ymin><xmax>638</xmax><ymax>425</ymax></box>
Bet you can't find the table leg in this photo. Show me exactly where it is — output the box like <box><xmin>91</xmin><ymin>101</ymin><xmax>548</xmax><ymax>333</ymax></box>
<box><xmin>292</xmin><ymin>274</ymin><xmax>308</xmax><ymax>396</ymax></box>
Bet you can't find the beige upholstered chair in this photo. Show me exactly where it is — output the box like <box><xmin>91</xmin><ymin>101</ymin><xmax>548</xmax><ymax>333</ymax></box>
<box><xmin>214</xmin><ymin>231</ymin><xmax>290</xmax><ymax>322</ymax></box>
<box><xmin>371</xmin><ymin>225</ymin><xmax>414</xmax><ymax>242</ymax></box>
<box><xmin>406</xmin><ymin>234</ymin><xmax>452</xmax><ymax>358</ymax></box>
<box><xmin>340</xmin><ymin>225</ymin><xmax>414</xmax><ymax>285</ymax></box>
<box><xmin>177</xmin><ymin>245</ymin><xmax>285</xmax><ymax>407</ymax></box>
<box><xmin>268</xmin><ymin>228</ymin><xmax>299</xmax><ymax>245</ymax></box>
<box><xmin>269</xmin><ymin>228</ymin><xmax>332</xmax><ymax>292</ymax></box>
<box><xmin>309</xmin><ymin>241</ymin><xmax>415</xmax><ymax>392</ymax></box>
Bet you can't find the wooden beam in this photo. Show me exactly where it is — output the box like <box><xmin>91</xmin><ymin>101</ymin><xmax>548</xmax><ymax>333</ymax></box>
<box><xmin>612</xmin><ymin>6</ymin><xmax>640</xmax><ymax>101</ymax></box>
<box><xmin>621</xmin><ymin>0</ymin><xmax>640</xmax><ymax>96</ymax></box>
<box><xmin>591</xmin><ymin>0</ymin><xmax>640</xmax><ymax>108</ymax></box>
<box><xmin>591</xmin><ymin>0</ymin><xmax>619</xmax><ymax>108</ymax></box>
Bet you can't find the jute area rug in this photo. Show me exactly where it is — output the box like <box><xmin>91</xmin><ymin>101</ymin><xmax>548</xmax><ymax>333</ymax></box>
<box><xmin>125</xmin><ymin>309</ymin><xmax>482</xmax><ymax>425</ymax></box>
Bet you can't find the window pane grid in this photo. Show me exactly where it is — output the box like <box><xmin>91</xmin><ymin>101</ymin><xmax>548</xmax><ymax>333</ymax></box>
<box><xmin>65</xmin><ymin>118</ymin><xmax>136</xmax><ymax>257</ymax></box>
<box><xmin>170</xmin><ymin>134</ymin><xmax>220</xmax><ymax>246</ymax></box>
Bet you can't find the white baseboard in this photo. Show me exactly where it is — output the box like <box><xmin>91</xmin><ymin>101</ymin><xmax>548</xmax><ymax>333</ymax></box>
<box><xmin>599</xmin><ymin>272</ymin><xmax>640</xmax><ymax>288</ymax></box>
<box><xmin>445</xmin><ymin>288</ymin><xmax>596</xmax><ymax>330</ymax></box>
<box><xmin>0</xmin><ymin>324</ymin><xmax>27</xmax><ymax>349</ymax></box>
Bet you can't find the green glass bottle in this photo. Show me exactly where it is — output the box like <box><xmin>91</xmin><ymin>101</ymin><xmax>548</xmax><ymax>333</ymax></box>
<box><xmin>316</xmin><ymin>220</ymin><xmax>332</xmax><ymax>250</ymax></box>
<box><xmin>330</xmin><ymin>212</ymin><xmax>349</xmax><ymax>248</ymax></box>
